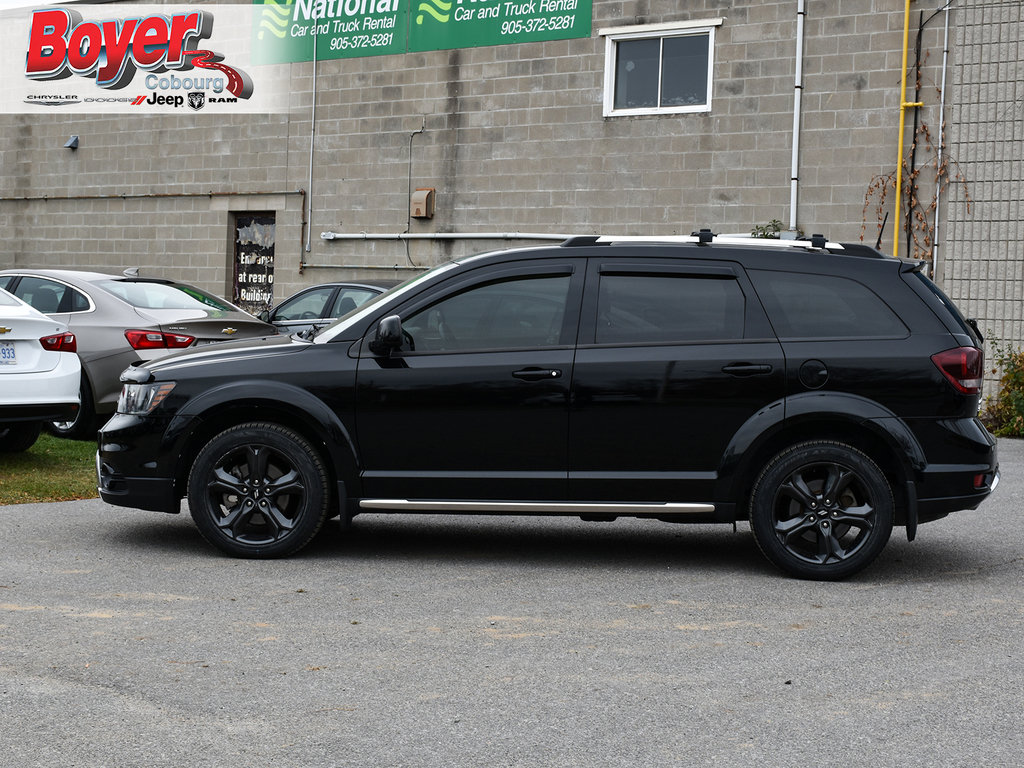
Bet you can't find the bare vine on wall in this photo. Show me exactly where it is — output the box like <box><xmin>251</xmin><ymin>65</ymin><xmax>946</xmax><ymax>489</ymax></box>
<box><xmin>862</xmin><ymin>7</ymin><xmax>971</xmax><ymax>262</ymax></box>
<box><xmin>860</xmin><ymin>119</ymin><xmax>971</xmax><ymax>261</ymax></box>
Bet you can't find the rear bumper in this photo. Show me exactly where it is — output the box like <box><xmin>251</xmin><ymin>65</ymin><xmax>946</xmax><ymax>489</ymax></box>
<box><xmin>910</xmin><ymin>417</ymin><xmax>998</xmax><ymax>524</ymax></box>
<box><xmin>0</xmin><ymin>401</ymin><xmax>79</xmax><ymax>423</ymax></box>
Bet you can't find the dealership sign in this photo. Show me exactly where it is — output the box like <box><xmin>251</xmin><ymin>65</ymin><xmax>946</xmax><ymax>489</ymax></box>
<box><xmin>1</xmin><ymin>5</ymin><xmax>288</xmax><ymax>113</ymax></box>
<box><xmin>252</xmin><ymin>0</ymin><xmax>592</xmax><ymax>63</ymax></box>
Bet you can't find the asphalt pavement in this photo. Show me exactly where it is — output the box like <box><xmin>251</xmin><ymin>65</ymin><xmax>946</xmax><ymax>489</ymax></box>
<box><xmin>1</xmin><ymin>439</ymin><xmax>1022</xmax><ymax>767</ymax></box>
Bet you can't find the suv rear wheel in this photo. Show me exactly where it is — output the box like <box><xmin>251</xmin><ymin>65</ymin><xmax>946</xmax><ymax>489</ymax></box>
<box><xmin>749</xmin><ymin>441</ymin><xmax>894</xmax><ymax>580</ymax></box>
<box><xmin>187</xmin><ymin>422</ymin><xmax>330</xmax><ymax>558</ymax></box>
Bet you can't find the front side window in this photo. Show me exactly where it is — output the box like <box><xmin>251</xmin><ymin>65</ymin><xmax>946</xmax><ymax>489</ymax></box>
<box><xmin>402</xmin><ymin>275</ymin><xmax>571</xmax><ymax>353</ymax></box>
<box><xmin>274</xmin><ymin>287</ymin><xmax>335</xmax><ymax>322</ymax></box>
<box><xmin>602</xmin><ymin>19</ymin><xmax>721</xmax><ymax>117</ymax></box>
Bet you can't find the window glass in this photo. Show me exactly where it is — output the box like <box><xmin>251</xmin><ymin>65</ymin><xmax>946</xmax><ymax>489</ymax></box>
<box><xmin>614</xmin><ymin>38</ymin><xmax>660</xmax><ymax>110</ymax></box>
<box><xmin>749</xmin><ymin>271</ymin><xmax>908</xmax><ymax>339</ymax></box>
<box><xmin>11</xmin><ymin>276</ymin><xmax>84</xmax><ymax>314</ymax></box>
<box><xmin>403</xmin><ymin>275</ymin><xmax>570</xmax><ymax>352</ymax></box>
<box><xmin>98</xmin><ymin>280</ymin><xmax>235</xmax><ymax>312</ymax></box>
<box><xmin>275</xmin><ymin>287</ymin><xmax>335</xmax><ymax>321</ymax></box>
<box><xmin>604</xmin><ymin>24</ymin><xmax>717</xmax><ymax>116</ymax></box>
<box><xmin>331</xmin><ymin>288</ymin><xmax>378</xmax><ymax>317</ymax></box>
<box><xmin>661</xmin><ymin>34</ymin><xmax>710</xmax><ymax>107</ymax></box>
<box><xmin>596</xmin><ymin>274</ymin><xmax>745</xmax><ymax>344</ymax></box>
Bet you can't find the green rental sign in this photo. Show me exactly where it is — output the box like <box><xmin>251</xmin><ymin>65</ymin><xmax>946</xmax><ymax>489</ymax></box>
<box><xmin>253</xmin><ymin>0</ymin><xmax>591</xmax><ymax>63</ymax></box>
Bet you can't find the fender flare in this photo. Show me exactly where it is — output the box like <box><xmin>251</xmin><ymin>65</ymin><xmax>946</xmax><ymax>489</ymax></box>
<box><xmin>164</xmin><ymin>379</ymin><xmax>361</xmax><ymax>500</ymax></box>
<box><xmin>716</xmin><ymin>391</ymin><xmax>927</xmax><ymax>511</ymax></box>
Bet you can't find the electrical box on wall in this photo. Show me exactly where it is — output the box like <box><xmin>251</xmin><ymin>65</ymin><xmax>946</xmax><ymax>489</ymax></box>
<box><xmin>410</xmin><ymin>187</ymin><xmax>435</xmax><ymax>219</ymax></box>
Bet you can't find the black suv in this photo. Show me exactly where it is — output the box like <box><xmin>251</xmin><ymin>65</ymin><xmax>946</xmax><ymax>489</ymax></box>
<box><xmin>97</xmin><ymin>234</ymin><xmax>998</xmax><ymax>579</ymax></box>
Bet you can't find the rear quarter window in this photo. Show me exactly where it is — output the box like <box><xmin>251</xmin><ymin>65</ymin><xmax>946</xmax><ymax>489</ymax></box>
<box><xmin>749</xmin><ymin>270</ymin><xmax>908</xmax><ymax>340</ymax></box>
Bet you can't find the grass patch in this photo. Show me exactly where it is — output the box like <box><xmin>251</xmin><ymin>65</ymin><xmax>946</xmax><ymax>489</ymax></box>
<box><xmin>0</xmin><ymin>433</ymin><xmax>98</xmax><ymax>505</ymax></box>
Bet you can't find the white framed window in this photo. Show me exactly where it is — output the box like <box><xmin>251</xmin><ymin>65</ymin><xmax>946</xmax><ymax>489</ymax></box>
<box><xmin>601</xmin><ymin>19</ymin><xmax>723</xmax><ymax>117</ymax></box>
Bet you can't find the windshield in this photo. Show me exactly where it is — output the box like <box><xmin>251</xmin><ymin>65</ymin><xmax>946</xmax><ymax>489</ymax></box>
<box><xmin>98</xmin><ymin>280</ymin><xmax>239</xmax><ymax>313</ymax></box>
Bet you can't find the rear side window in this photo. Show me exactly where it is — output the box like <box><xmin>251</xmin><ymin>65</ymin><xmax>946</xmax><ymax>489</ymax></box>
<box><xmin>596</xmin><ymin>274</ymin><xmax>745</xmax><ymax>344</ymax></box>
<box><xmin>11</xmin><ymin>276</ymin><xmax>89</xmax><ymax>314</ymax></box>
<box><xmin>750</xmin><ymin>270</ymin><xmax>908</xmax><ymax>340</ymax></box>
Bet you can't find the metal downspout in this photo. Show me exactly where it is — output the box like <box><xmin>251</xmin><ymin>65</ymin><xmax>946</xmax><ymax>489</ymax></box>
<box><xmin>932</xmin><ymin>4</ymin><xmax>952</xmax><ymax>278</ymax></box>
<box><xmin>789</xmin><ymin>0</ymin><xmax>806</xmax><ymax>234</ymax></box>
<box><xmin>304</xmin><ymin>23</ymin><xmax>319</xmax><ymax>256</ymax></box>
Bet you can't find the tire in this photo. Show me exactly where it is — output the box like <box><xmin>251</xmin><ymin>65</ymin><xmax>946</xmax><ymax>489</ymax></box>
<box><xmin>0</xmin><ymin>422</ymin><xmax>42</xmax><ymax>452</ymax></box>
<box><xmin>749</xmin><ymin>441</ymin><xmax>893</xmax><ymax>580</ymax></box>
<box><xmin>48</xmin><ymin>374</ymin><xmax>97</xmax><ymax>440</ymax></box>
<box><xmin>187</xmin><ymin>422</ymin><xmax>330</xmax><ymax>558</ymax></box>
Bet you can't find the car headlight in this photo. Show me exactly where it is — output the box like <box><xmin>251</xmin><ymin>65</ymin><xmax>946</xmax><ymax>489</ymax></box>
<box><xmin>117</xmin><ymin>382</ymin><xmax>176</xmax><ymax>415</ymax></box>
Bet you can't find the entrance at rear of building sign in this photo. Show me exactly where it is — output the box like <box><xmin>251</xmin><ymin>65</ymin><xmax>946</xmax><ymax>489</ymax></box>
<box><xmin>233</xmin><ymin>213</ymin><xmax>276</xmax><ymax>315</ymax></box>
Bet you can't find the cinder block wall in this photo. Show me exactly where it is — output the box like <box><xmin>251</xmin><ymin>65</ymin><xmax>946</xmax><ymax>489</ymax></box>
<box><xmin>0</xmin><ymin>0</ymin><xmax>951</xmax><ymax>309</ymax></box>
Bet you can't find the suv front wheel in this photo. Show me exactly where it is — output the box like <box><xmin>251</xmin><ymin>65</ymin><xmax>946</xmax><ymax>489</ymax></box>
<box><xmin>749</xmin><ymin>441</ymin><xmax>894</xmax><ymax>580</ymax></box>
<box><xmin>187</xmin><ymin>422</ymin><xmax>331</xmax><ymax>558</ymax></box>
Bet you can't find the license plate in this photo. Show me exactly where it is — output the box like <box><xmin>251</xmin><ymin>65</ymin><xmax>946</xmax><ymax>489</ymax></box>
<box><xmin>0</xmin><ymin>341</ymin><xmax>15</xmax><ymax>365</ymax></box>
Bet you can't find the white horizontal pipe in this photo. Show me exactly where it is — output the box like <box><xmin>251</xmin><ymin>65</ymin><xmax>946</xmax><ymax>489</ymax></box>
<box><xmin>320</xmin><ymin>231</ymin><xmax>575</xmax><ymax>241</ymax></box>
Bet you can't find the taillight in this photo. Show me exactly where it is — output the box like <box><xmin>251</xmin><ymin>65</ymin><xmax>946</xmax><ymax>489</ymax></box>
<box><xmin>124</xmin><ymin>329</ymin><xmax>195</xmax><ymax>350</ymax></box>
<box><xmin>931</xmin><ymin>346</ymin><xmax>983</xmax><ymax>395</ymax></box>
<box><xmin>39</xmin><ymin>332</ymin><xmax>77</xmax><ymax>352</ymax></box>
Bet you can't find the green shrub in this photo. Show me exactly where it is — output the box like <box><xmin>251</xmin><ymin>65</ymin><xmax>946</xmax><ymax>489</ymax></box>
<box><xmin>981</xmin><ymin>344</ymin><xmax>1024</xmax><ymax>437</ymax></box>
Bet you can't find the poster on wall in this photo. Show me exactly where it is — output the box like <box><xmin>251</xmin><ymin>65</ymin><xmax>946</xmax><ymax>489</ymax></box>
<box><xmin>252</xmin><ymin>0</ymin><xmax>592</xmax><ymax>64</ymax></box>
<box><xmin>233</xmin><ymin>214</ymin><xmax>276</xmax><ymax>315</ymax></box>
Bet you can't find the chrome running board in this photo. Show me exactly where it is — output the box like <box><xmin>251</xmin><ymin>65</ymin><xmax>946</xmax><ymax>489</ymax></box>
<box><xmin>358</xmin><ymin>500</ymin><xmax>715</xmax><ymax>515</ymax></box>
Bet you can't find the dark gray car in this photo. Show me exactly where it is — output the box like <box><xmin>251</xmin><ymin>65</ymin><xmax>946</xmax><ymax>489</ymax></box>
<box><xmin>258</xmin><ymin>280</ymin><xmax>400</xmax><ymax>336</ymax></box>
<box><xmin>0</xmin><ymin>269</ymin><xmax>275</xmax><ymax>438</ymax></box>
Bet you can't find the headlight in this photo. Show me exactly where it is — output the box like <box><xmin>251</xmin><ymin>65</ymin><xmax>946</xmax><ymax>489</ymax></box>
<box><xmin>117</xmin><ymin>382</ymin><xmax>176</xmax><ymax>415</ymax></box>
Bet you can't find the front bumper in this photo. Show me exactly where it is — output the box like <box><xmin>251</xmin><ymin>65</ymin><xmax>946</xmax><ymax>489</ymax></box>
<box><xmin>96</xmin><ymin>412</ymin><xmax>181</xmax><ymax>514</ymax></box>
<box><xmin>96</xmin><ymin>451</ymin><xmax>180</xmax><ymax>513</ymax></box>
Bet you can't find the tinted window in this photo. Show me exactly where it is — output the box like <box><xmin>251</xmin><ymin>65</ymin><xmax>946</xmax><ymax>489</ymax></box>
<box><xmin>750</xmin><ymin>270</ymin><xmax>908</xmax><ymax>339</ymax></box>
<box><xmin>596</xmin><ymin>274</ymin><xmax>745</xmax><ymax>344</ymax></box>
<box><xmin>403</xmin><ymin>275</ymin><xmax>570</xmax><ymax>352</ymax></box>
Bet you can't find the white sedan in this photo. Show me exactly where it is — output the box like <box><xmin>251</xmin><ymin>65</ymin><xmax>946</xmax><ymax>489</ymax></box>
<box><xmin>0</xmin><ymin>288</ymin><xmax>80</xmax><ymax>452</ymax></box>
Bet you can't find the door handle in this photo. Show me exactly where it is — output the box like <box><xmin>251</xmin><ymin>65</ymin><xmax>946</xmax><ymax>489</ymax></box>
<box><xmin>513</xmin><ymin>368</ymin><xmax>562</xmax><ymax>381</ymax></box>
<box><xmin>721</xmin><ymin>363</ymin><xmax>773</xmax><ymax>377</ymax></box>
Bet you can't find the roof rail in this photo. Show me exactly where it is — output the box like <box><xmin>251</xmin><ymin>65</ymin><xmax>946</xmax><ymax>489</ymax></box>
<box><xmin>584</xmin><ymin>233</ymin><xmax>844</xmax><ymax>250</ymax></box>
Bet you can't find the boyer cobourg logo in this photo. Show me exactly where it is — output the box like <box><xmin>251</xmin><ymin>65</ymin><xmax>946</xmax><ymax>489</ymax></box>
<box><xmin>24</xmin><ymin>8</ymin><xmax>253</xmax><ymax>102</ymax></box>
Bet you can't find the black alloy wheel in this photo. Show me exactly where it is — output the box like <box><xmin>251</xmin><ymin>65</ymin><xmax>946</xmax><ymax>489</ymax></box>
<box><xmin>749</xmin><ymin>441</ymin><xmax>894</xmax><ymax>580</ymax></box>
<box><xmin>187</xmin><ymin>422</ymin><xmax>330</xmax><ymax>558</ymax></box>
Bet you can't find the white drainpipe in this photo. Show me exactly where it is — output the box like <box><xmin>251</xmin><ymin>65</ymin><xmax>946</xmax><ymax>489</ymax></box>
<box><xmin>789</xmin><ymin>0</ymin><xmax>806</xmax><ymax>234</ymax></box>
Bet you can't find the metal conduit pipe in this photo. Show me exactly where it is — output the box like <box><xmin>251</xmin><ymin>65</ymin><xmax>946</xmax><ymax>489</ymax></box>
<box><xmin>894</xmin><ymin>0</ymin><xmax>924</xmax><ymax>259</ymax></box>
<box><xmin>308</xmin><ymin>231</ymin><xmax>577</xmax><ymax>270</ymax></box>
<box><xmin>932</xmin><ymin>2</ymin><xmax>953</xmax><ymax>278</ymax></box>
